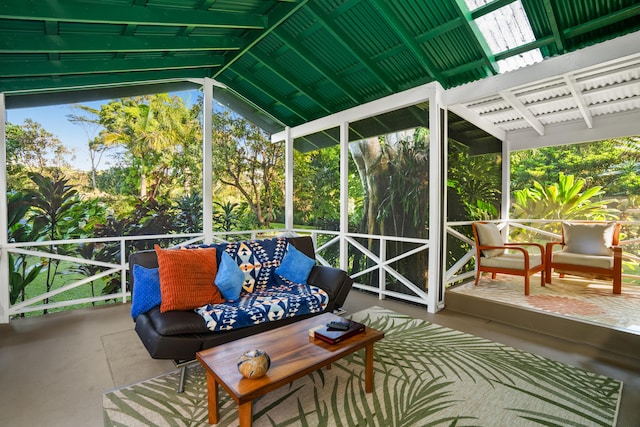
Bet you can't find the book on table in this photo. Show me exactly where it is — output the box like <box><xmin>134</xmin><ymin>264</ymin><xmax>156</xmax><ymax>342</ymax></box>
<box><xmin>310</xmin><ymin>320</ymin><xmax>366</xmax><ymax>344</ymax></box>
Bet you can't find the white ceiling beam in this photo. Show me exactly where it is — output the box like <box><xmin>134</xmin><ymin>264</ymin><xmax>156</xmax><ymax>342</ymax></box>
<box><xmin>563</xmin><ymin>74</ymin><xmax>593</xmax><ymax>128</ymax></box>
<box><xmin>506</xmin><ymin>109</ymin><xmax>640</xmax><ymax>151</ymax></box>
<box><xmin>272</xmin><ymin>82</ymin><xmax>442</xmax><ymax>142</ymax></box>
<box><xmin>447</xmin><ymin>104</ymin><xmax>505</xmax><ymax>140</ymax></box>
<box><xmin>499</xmin><ymin>89</ymin><xmax>545</xmax><ymax>135</ymax></box>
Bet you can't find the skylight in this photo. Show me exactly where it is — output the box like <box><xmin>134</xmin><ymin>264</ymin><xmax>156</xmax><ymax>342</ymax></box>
<box><xmin>465</xmin><ymin>0</ymin><xmax>543</xmax><ymax>73</ymax></box>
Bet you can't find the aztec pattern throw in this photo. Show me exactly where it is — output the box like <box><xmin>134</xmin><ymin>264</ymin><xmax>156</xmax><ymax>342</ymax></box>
<box><xmin>194</xmin><ymin>238</ymin><xmax>328</xmax><ymax>331</ymax></box>
<box><xmin>104</xmin><ymin>306</ymin><xmax>622</xmax><ymax>426</ymax></box>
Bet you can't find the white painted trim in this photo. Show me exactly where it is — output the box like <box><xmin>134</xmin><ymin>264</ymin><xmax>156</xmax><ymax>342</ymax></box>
<box><xmin>271</xmin><ymin>82</ymin><xmax>441</xmax><ymax>142</ymax></box>
<box><xmin>507</xmin><ymin>109</ymin><xmax>640</xmax><ymax>151</ymax></box>
<box><xmin>427</xmin><ymin>88</ymin><xmax>444</xmax><ymax>313</ymax></box>
<box><xmin>499</xmin><ymin>90</ymin><xmax>544</xmax><ymax>136</ymax></box>
<box><xmin>564</xmin><ymin>75</ymin><xmax>593</xmax><ymax>129</ymax></box>
<box><xmin>501</xmin><ymin>139</ymin><xmax>511</xmax><ymax>221</ymax></box>
<box><xmin>448</xmin><ymin>103</ymin><xmax>505</xmax><ymax>141</ymax></box>
<box><xmin>284</xmin><ymin>126</ymin><xmax>294</xmax><ymax>229</ymax></box>
<box><xmin>445</xmin><ymin>31</ymin><xmax>640</xmax><ymax>106</ymax></box>
<box><xmin>0</xmin><ymin>93</ymin><xmax>8</xmax><ymax>323</ymax></box>
<box><xmin>339</xmin><ymin>122</ymin><xmax>349</xmax><ymax>271</ymax></box>
<box><xmin>202</xmin><ymin>78</ymin><xmax>214</xmax><ymax>243</ymax></box>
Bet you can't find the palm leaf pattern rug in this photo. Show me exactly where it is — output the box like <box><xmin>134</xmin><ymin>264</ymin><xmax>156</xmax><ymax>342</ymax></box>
<box><xmin>103</xmin><ymin>306</ymin><xmax>622</xmax><ymax>426</ymax></box>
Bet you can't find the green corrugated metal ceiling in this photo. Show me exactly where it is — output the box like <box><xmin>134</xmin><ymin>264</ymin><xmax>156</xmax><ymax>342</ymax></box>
<box><xmin>1</xmin><ymin>0</ymin><xmax>639</xmax><ymax>147</ymax></box>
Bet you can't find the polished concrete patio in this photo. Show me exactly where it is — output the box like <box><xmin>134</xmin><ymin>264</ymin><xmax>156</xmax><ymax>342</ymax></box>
<box><xmin>1</xmin><ymin>290</ymin><xmax>639</xmax><ymax>426</ymax></box>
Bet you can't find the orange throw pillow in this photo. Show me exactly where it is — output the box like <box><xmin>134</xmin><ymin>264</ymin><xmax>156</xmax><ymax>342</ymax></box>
<box><xmin>154</xmin><ymin>245</ymin><xmax>223</xmax><ymax>312</ymax></box>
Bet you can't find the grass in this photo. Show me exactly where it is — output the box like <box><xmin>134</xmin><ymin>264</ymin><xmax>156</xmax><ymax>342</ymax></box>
<box><xmin>12</xmin><ymin>258</ymin><xmax>125</xmax><ymax>318</ymax></box>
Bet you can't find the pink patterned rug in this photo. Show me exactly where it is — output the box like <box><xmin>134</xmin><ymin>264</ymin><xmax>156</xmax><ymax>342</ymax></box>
<box><xmin>450</xmin><ymin>274</ymin><xmax>640</xmax><ymax>332</ymax></box>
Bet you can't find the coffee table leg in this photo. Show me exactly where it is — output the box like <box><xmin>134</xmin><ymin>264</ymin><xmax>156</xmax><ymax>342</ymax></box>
<box><xmin>238</xmin><ymin>400</ymin><xmax>253</xmax><ymax>427</ymax></box>
<box><xmin>365</xmin><ymin>342</ymin><xmax>374</xmax><ymax>393</ymax></box>
<box><xmin>205</xmin><ymin>371</ymin><xmax>219</xmax><ymax>424</ymax></box>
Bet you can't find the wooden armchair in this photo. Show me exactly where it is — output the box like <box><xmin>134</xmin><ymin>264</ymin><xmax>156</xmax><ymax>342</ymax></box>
<box><xmin>472</xmin><ymin>222</ymin><xmax>545</xmax><ymax>296</ymax></box>
<box><xmin>545</xmin><ymin>222</ymin><xmax>622</xmax><ymax>294</ymax></box>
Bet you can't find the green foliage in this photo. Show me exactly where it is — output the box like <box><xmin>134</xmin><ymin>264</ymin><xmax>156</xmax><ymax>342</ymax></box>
<box><xmin>210</xmin><ymin>109</ymin><xmax>283</xmax><ymax>227</ymax></box>
<box><xmin>98</xmin><ymin>94</ymin><xmax>202</xmax><ymax>199</ymax></box>
<box><xmin>512</xmin><ymin>172</ymin><xmax>619</xmax><ymax>220</ymax></box>
<box><xmin>377</xmin><ymin>138</ymin><xmax>429</xmax><ymax>238</ymax></box>
<box><xmin>175</xmin><ymin>193</ymin><xmax>203</xmax><ymax>233</ymax></box>
<box><xmin>293</xmin><ymin>145</ymin><xmax>349</xmax><ymax>229</ymax></box>
<box><xmin>24</xmin><ymin>171</ymin><xmax>84</xmax><ymax>240</ymax></box>
<box><xmin>511</xmin><ymin>138</ymin><xmax>640</xmax><ymax>197</ymax></box>
<box><xmin>213</xmin><ymin>200</ymin><xmax>240</xmax><ymax>232</ymax></box>
<box><xmin>5</xmin><ymin>120</ymin><xmax>74</xmax><ymax>190</ymax></box>
<box><xmin>70</xmin><ymin>242</ymin><xmax>121</xmax><ymax>301</ymax></box>
<box><xmin>447</xmin><ymin>142</ymin><xmax>501</xmax><ymax>221</ymax></box>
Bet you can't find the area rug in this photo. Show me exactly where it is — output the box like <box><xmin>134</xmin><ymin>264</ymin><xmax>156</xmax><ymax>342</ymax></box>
<box><xmin>103</xmin><ymin>306</ymin><xmax>622</xmax><ymax>426</ymax></box>
<box><xmin>450</xmin><ymin>275</ymin><xmax>640</xmax><ymax>331</ymax></box>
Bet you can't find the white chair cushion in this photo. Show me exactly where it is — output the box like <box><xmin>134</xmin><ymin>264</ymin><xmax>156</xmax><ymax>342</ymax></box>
<box><xmin>552</xmin><ymin>251</ymin><xmax>614</xmax><ymax>269</ymax></box>
<box><xmin>480</xmin><ymin>252</ymin><xmax>542</xmax><ymax>270</ymax></box>
<box><xmin>562</xmin><ymin>222</ymin><xmax>615</xmax><ymax>256</ymax></box>
<box><xmin>475</xmin><ymin>222</ymin><xmax>505</xmax><ymax>258</ymax></box>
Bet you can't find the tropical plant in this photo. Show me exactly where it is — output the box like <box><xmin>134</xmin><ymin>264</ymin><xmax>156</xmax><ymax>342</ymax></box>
<box><xmin>213</xmin><ymin>200</ymin><xmax>240</xmax><ymax>232</ymax></box>
<box><xmin>447</xmin><ymin>141</ymin><xmax>501</xmax><ymax>221</ymax></box>
<box><xmin>23</xmin><ymin>171</ymin><xmax>86</xmax><ymax>312</ymax></box>
<box><xmin>7</xmin><ymin>191</ymin><xmax>44</xmax><ymax>308</ymax></box>
<box><xmin>349</xmin><ymin>129</ymin><xmax>430</xmax><ymax>289</ymax></box>
<box><xmin>175</xmin><ymin>193</ymin><xmax>203</xmax><ymax>233</ymax></box>
<box><xmin>97</xmin><ymin>94</ymin><xmax>201</xmax><ymax>199</ymax></box>
<box><xmin>70</xmin><ymin>242</ymin><xmax>122</xmax><ymax>303</ymax></box>
<box><xmin>512</xmin><ymin>172</ymin><xmax>618</xmax><ymax>221</ymax></box>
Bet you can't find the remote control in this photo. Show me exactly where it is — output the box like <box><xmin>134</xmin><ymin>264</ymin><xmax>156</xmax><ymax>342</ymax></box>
<box><xmin>326</xmin><ymin>321</ymin><xmax>350</xmax><ymax>331</ymax></box>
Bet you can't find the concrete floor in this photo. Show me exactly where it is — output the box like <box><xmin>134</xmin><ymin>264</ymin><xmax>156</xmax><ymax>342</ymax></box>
<box><xmin>1</xmin><ymin>290</ymin><xmax>639</xmax><ymax>426</ymax></box>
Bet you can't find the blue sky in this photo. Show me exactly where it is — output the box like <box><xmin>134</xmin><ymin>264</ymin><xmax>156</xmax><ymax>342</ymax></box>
<box><xmin>6</xmin><ymin>90</ymin><xmax>201</xmax><ymax>171</ymax></box>
<box><xmin>7</xmin><ymin>101</ymin><xmax>106</xmax><ymax>171</ymax></box>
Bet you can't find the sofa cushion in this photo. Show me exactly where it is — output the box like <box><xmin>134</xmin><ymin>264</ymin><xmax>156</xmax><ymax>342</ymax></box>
<box><xmin>475</xmin><ymin>222</ymin><xmax>505</xmax><ymax>258</ymax></box>
<box><xmin>130</xmin><ymin>264</ymin><xmax>161</xmax><ymax>319</ymax></box>
<box><xmin>480</xmin><ymin>253</ymin><xmax>543</xmax><ymax>270</ymax></box>
<box><xmin>215</xmin><ymin>251</ymin><xmax>244</xmax><ymax>301</ymax></box>
<box><xmin>275</xmin><ymin>243</ymin><xmax>315</xmax><ymax>284</ymax></box>
<box><xmin>145</xmin><ymin>306</ymin><xmax>210</xmax><ymax>335</ymax></box>
<box><xmin>552</xmin><ymin>251</ymin><xmax>614</xmax><ymax>269</ymax></box>
<box><xmin>562</xmin><ymin>222</ymin><xmax>615</xmax><ymax>256</ymax></box>
<box><xmin>155</xmin><ymin>245</ymin><xmax>223</xmax><ymax>312</ymax></box>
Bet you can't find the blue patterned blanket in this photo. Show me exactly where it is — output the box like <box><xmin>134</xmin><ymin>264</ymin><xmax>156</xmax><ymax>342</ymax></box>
<box><xmin>192</xmin><ymin>237</ymin><xmax>329</xmax><ymax>331</ymax></box>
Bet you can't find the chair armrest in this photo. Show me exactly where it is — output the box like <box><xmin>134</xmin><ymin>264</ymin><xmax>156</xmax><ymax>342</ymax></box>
<box><xmin>505</xmin><ymin>242</ymin><xmax>544</xmax><ymax>257</ymax></box>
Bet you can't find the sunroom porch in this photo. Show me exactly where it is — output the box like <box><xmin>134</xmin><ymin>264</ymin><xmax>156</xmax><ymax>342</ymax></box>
<box><xmin>1</xmin><ymin>1</ymin><xmax>640</xmax><ymax>425</ymax></box>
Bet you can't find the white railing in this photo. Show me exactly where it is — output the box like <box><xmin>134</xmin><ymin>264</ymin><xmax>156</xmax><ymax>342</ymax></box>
<box><xmin>294</xmin><ymin>229</ymin><xmax>431</xmax><ymax>305</ymax></box>
<box><xmin>2</xmin><ymin>228</ymin><xmax>433</xmax><ymax>320</ymax></box>
<box><xmin>446</xmin><ymin>219</ymin><xmax>640</xmax><ymax>286</ymax></box>
<box><xmin>5</xmin><ymin>220</ymin><xmax>638</xmax><ymax>321</ymax></box>
<box><xmin>2</xmin><ymin>229</ymin><xmax>286</xmax><ymax>318</ymax></box>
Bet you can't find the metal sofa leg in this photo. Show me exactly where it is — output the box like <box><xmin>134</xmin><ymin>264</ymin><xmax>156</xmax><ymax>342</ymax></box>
<box><xmin>174</xmin><ymin>359</ymin><xmax>197</xmax><ymax>393</ymax></box>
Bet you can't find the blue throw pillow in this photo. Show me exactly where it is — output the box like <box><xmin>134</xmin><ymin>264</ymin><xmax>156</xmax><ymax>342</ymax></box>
<box><xmin>215</xmin><ymin>251</ymin><xmax>244</xmax><ymax>300</ymax></box>
<box><xmin>131</xmin><ymin>264</ymin><xmax>161</xmax><ymax>319</ymax></box>
<box><xmin>275</xmin><ymin>243</ymin><xmax>315</xmax><ymax>284</ymax></box>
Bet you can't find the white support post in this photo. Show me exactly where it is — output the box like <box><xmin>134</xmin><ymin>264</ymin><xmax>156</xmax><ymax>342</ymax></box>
<box><xmin>284</xmin><ymin>126</ymin><xmax>294</xmax><ymax>231</ymax></box>
<box><xmin>0</xmin><ymin>93</ymin><xmax>9</xmax><ymax>323</ymax></box>
<box><xmin>202</xmin><ymin>78</ymin><xmax>214</xmax><ymax>244</ymax></box>
<box><xmin>427</xmin><ymin>86</ymin><xmax>447</xmax><ymax>313</ymax></box>
<box><xmin>502</xmin><ymin>138</ymin><xmax>511</xmax><ymax>233</ymax></box>
<box><xmin>339</xmin><ymin>122</ymin><xmax>349</xmax><ymax>271</ymax></box>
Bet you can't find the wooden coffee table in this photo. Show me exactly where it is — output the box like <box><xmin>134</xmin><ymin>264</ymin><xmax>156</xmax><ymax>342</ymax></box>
<box><xmin>196</xmin><ymin>312</ymin><xmax>384</xmax><ymax>426</ymax></box>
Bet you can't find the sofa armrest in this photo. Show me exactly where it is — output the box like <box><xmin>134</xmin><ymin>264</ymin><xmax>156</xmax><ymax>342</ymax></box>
<box><xmin>307</xmin><ymin>265</ymin><xmax>353</xmax><ymax>310</ymax></box>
